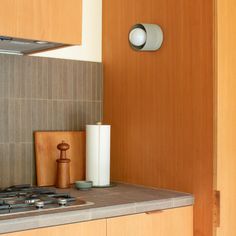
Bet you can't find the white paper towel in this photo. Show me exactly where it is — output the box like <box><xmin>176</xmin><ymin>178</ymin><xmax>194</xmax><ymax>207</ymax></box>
<box><xmin>86</xmin><ymin>124</ymin><xmax>111</xmax><ymax>186</ymax></box>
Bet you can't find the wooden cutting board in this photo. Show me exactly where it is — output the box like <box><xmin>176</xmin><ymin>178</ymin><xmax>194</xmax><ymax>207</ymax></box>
<box><xmin>34</xmin><ymin>131</ymin><xmax>86</xmax><ymax>187</ymax></box>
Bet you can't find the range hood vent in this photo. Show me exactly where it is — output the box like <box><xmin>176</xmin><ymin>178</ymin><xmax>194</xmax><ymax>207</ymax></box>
<box><xmin>0</xmin><ymin>36</ymin><xmax>65</xmax><ymax>55</ymax></box>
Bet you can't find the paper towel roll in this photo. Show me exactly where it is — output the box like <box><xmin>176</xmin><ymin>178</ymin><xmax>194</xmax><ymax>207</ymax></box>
<box><xmin>86</xmin><ymin>124</ymin><xmax>111</xmax><ymax>186</ymax></box>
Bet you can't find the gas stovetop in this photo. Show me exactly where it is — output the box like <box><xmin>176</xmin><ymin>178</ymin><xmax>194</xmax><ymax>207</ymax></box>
<box><xmin>0</xmin><ymin>184</ymin><xmax>92</xmax><ymax>217</ymax></box>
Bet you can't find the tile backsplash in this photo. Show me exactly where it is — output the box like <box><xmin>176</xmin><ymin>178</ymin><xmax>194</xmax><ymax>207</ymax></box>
<box><xmin>0</xmin><ymin>55</ymin><xmax>103</xmax><ymax>187</ymax></box>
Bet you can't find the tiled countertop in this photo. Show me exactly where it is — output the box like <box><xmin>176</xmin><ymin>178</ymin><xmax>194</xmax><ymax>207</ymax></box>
<box><xmin>0</xmin><ymin>183</ymin><xmax>194</xmax><ymax>234</ymax></box>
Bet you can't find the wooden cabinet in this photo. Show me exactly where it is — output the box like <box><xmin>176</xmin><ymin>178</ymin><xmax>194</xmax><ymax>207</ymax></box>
<box><xmin>102</xmin><ymin>0</ymin><xmax>236</xmax><ymax>235</ymax></box>
<box><xmin>2</xmin><ymin>219</ymin><xmax>106</xmax><ymax>236</ymax></box>
<box><xmin>0</xmin><ymin>0</ymin><xmax>82</xmax><ymax>44</ymax></box>
<box><xmin>103</xmin><ymin>1</ymin><xmax>213</xmax><ymax>235</ymax></box>
<box><xmin>2</xmin><ymin>207</ymin><xmax>193</xmax><ymax>236</ymax></box>
<box><xmin>107</xmin><ymin>206</ymin><xmax>193</xmax><ymax>236</ymax></box>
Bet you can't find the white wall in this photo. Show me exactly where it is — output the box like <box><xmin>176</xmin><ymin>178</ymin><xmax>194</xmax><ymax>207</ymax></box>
<box><xmin>32</xmin><ymin>0</ymin><xmax>102</xmax><ymax>62</ymax></box>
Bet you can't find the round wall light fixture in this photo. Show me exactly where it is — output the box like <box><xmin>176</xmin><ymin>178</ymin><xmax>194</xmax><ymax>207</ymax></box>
<box><xmin>129</xmin><ymin>23</ymin><xmax>163</xmax><ymax>51</ymax></box>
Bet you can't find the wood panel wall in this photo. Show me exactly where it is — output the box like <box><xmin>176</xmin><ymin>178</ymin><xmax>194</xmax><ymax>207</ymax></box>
<box><xmin>103</xmin><ymin>1</ymin><xmax>214</xmax><ymax>236</ymax></box>
<box><xmin>216</xmin><ymin>0</ymin><xmax>236</xmax><ymax>235</ymax></box>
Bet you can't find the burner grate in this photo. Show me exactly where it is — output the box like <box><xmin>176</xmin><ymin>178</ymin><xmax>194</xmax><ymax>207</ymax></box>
<box><xmin>0</xmin><ymin>184</ymin><xmax>83</xmax><ymax>215</ymax></box>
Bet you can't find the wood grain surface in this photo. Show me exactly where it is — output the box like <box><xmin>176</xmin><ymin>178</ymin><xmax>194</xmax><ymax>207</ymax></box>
<box><xmin>107</xmin><ymin>206</ymin><xmax>193</xmax><ymax>236</ymax></box>
<box><xmin>103</xmin><ymin>1</ymin><xmax>214</xmax><ymax>235</ymax></box>
<box><xmin>34</xmin><ymin>131</ymin><xmax>85</xmax><ymax>186</ymax></box>
<box><xmin>1</xmin><ymin>219</ymin><xmax>106</xmax><ymax>236</ymax></box>
<box><xmin>0</xmin><ymin>0</ymin><xmax>82</xmax><ymax>44</ymax></box>
<box><xmin>216</xmin><ymin>0</ymin><xmax>236</xmax><ymax>235</ymax></box>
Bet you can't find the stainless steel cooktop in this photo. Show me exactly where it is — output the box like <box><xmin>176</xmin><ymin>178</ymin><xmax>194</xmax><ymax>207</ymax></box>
<box><xmin>0</xmin><ymin>184</ymin><xmax>93</xmax><ymax>217</ymax></box>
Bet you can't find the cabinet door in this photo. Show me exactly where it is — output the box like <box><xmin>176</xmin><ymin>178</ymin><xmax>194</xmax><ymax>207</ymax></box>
<box><xmin>2</xmin><ymin>219</ymin><xmax>106</xmax><ymax>236</ymax></box>
<box><xmin>0</xmin><ymin>0</ymin><xmax>82</xmax><ymax>44</ymax></box>
<box><xmin>107</xmin><ymin>206</ymin><xmax>193</xmax><ymax>236</ymax></box>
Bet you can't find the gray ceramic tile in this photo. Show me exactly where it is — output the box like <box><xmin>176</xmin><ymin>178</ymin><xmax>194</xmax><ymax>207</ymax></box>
<box><xmin>49</xmin><ymin>59</ymin><xmax>74</xmax><ymax>100</ymax></box>
<box><xmin>47</xmin><ymin>100</ymin><xmax>53</xmax><ymax>130</ymax></box>
<box><xmin>22</xmin><ymin>57</ymin><xmax>35</xmax><ymax>98</ymax></box>
<box><xmin>0</xmin><ymin>54</ymin><xmax>103</xmax><ymax>187</ymax></box>
<box><xmin>0</xmin><ymin>99</ymin><xmax>9</xmax><ymax>143</ymax></box>
<box><xmin>0</xmin><ymin>144</ymin><xmax>10</xmax><ymax>187</ymax></box>
<box><xmin>31</xmin><ymin>58</ymin><xmax>48</xmax><ymax>99</ymax></box>
<box><xmin>8</xmin><ymin>99</ymin><xmax>15</xmax><ymax>143</ymax></box>
<box><xmin>91</xmin><ymin>63</ymin><xmax>97</xmax><ymax>101</ymax></box>
<box><xmin>11</xmin><ymin>56</ymin><xmax>32</xmax><ymax>98</ymax></box>
<box><xmin>47</xmin><ymin>59</ymin><xmax>53</xmax><ymax>99</ymax></box>
<box><xmin>62</xmin><ymin>101</ymin><xmax>73</xmax><ymax>130</ymax></box>
<box><xmin>32</xmin><ymin>100</ymin><xmax>48</xmax><ymax>131</ymax></box>
<box><xmin>5</xmin><ymin>56</ymin><xmax>15</xmax><ymax>98</ymax></box>
<box><xmin>0</xmin><ymin>55</ymin><xmax>11</xmax><ymax>98</ymax></box>
<box><xmin>76</xmin><ymin>102</ymin><xmax>84</xmax><ymax>130</ymax></box>
<box><xmin>13</xmin><ymin>100</ymin><xmax>21</xmax><ymax>142</ymax></box>
<box><xmin>100</xmin><ymin>101</ymin><xmax>103</xmax><ymax>121</ymax></box>
<box><xmin>84</xmin><ymin>62</ymin><xmax>93</xmax><ymax>101</ymax></box>
<box><xmin>51</xmin><ymin>100</ymin><xmax>64</xmax><ymax>130</ymax></box>
<box><xmin>50</xmin><ymin>100</ymin><xmax>75</xmax><ymax>131</ymax></box>
<box><xmin>9</xmin><ymin>64</ymin><xmax>18</xmax><ymax>98</ymax></box>
<box><xmin>95</xmin><ymin>102</ymin><xmax>103</xmax><ymax>122</ymax></box>
<box><xmin>91</xmin><ymin>63</ymin><xmax>103</xmax><ymax>101</ymax></box>
<box><xmin>55</xmin><ymin>60</ymin><xmax>67</xmax><ymax>100</ymax></box>
<box><xmin>10</xmin><ymin>99</ymin><xmax>32</xmax><ymax>142</ymax></box>
<box><xmin>61</xmin><ymin>60</ymin><xmax>73</xmax><ymax>100</ymax></box>
<box><xmin>73</xmin><ymin>101</ymin><xmax>84</xmax><ymax>130</ymax></box>
<box><xmin>83</xmin><ymin>101</ymin><xmax>92</xmax><ymax>125</ymax></box>
<box><xmin>9</xmin><ymin>143</ymin><xmax>33</xmax><ymax>186</ymax></box>
<box><xmin>83</xmin><ymin>101</ymin><xmax>102</xmax><ymax>126</ymax></box>
<box><xmin>49</xmin><ymin>101</ymin><xmax>78</xmax><ymax>131</ymax></box>
<box><xmin>98</xmin><ymin>64</ymin><xmax>103</xmax><ymax>101</ymax></box>
<box><xmin>20</xmin><ymin>100</ymin><xmax>33</xmax><ymax>142</ymax></box>
<box><xmin>48</xmin><ymin>60</ymin><xmax>60</xmax><ymax>100</ymax></box>
<box><xmin>73</xmin><ymin>61</ymin><xmax>84</xmax><ymax>101</ymax></box>
<box><xmin>69</xmin><ymin>102</ymin><xmax>78</xmax><ymax>130</ymax></box>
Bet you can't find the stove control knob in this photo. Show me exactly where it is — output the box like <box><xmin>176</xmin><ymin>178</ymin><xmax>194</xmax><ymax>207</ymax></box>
<box><xmin>35</xmin><ymin>201</ymin><xmax>44</xmax><ymax>209</ymax></box>
<box><xmin>58</xmin><ymin>198</ymin><xmax>67</xmax><ymax>206</ymax></box>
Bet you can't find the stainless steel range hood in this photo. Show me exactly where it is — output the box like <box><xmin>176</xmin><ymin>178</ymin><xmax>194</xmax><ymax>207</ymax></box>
<box><xmin>0</xmin><ymin>36</ymin><xmax>65</xmax><ymax>55</ymax></box>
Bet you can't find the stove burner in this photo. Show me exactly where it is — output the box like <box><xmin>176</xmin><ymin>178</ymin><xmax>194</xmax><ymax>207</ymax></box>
<box><xmin>58</xmin><ymin>198</ymin><xmax>67</xmax><ymax>206</ymax></box>
<box><xmin>25</xmin><ymin>198</ymin><xmax>40</xmax><ymax>204</ymax></box>
<box><xmin>35</xmin><ymin>201</ymin><xmax>44</xmax><ymax>209</ymax></box>
<box><xmin>0</xmin><ymin>184</ymin><xmax>85</xmax><ymax>216</ymax></box>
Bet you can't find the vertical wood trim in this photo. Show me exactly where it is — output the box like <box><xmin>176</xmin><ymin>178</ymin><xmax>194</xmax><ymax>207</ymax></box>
<box><xmin>213</xmin><ymin>1</ymin><xmax>218</xmax><ymax>235</ymax></box>
<box><xmin>213</xmin><ymin>0</ymin><xmax>218</xmax><ymax>191</ymax></box>
<box><xmin>216</xmin><ymin>0</ymin><xmax>236</xmax><ymax>235</ymax></box>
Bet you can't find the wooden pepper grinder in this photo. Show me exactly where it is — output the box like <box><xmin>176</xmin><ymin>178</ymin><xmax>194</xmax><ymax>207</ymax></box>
<box><xmin>56</xmin><ymin>141</ymin><xmax>71</xmax><ymax>188</ymax></box>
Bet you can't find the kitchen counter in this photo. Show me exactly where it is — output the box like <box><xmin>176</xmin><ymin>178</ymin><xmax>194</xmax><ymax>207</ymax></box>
<box><xmin>0</xmin><ymin>183</ymin><xmax>194</xmax><ymax>234</ymax></box>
